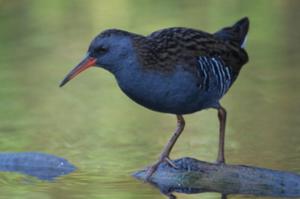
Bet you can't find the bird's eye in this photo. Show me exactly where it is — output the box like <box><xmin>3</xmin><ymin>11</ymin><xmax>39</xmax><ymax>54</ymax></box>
<box><xmin>95</xmin><ymin>47</ymin><xmax>108</xmax><ymax>54</ymax></box>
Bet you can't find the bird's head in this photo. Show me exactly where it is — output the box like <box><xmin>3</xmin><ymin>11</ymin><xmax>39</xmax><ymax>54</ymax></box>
<box><xmin>60</xmin><ymin>29</ymin><xmax>137</xmax><ymax>87</ymax></box>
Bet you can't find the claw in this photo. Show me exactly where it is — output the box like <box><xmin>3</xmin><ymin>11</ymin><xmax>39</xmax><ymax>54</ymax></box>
<box><xmin>216</xmin><ymin>158</ymin><xmax>226</xmax><ymax>165</ymax></box>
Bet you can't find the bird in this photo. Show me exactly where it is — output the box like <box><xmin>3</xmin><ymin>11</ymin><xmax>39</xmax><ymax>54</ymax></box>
<box><xmin>60</xmin><ymin>17</ymin><xmax>249</xmax><ymax>179</ymax></box>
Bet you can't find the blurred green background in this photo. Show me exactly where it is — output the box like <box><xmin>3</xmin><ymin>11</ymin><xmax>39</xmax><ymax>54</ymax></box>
<box><xmin>0</xmin><ymin>0</ymin><xmax>300</xmax><ymax>198</ymax></box>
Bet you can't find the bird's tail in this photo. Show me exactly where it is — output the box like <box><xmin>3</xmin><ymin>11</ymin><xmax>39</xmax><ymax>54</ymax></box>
<box><xmin>214</xmin><ymin>17</ymin><xmax>249</xmax><ymax>48</ymax></box>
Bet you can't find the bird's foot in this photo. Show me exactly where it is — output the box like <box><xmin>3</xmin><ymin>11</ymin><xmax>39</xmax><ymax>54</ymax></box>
<box><xmin>144</xmin><ymin>156</ymin><xmax>178</xmax><ymax>181</ymax></box>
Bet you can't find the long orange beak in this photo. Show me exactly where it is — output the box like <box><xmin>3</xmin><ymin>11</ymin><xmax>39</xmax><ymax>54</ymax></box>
<box><xmin>60</xmin><ymin>55</ymin><xmax>97</xmax><ymax>87</ymax></box>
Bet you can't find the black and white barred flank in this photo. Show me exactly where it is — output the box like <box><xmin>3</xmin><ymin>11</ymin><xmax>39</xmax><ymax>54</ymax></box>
<box><xmin>197</xmin><ymin>56</ymin><xmax>233</xmax><ymax>97</ymax></box>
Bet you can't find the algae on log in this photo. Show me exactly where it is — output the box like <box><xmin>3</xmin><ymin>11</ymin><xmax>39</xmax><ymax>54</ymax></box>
<box><xmin>133</xmin><ymin>157</ymin><xmax>300</xmax><ymax>199</ymax></box>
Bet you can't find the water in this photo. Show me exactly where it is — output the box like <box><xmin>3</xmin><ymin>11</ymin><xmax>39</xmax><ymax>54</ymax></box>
<box><xmin>0</xmin><ymin>0</ymin><xmax>300</xmax><ymax>198</ymax></box>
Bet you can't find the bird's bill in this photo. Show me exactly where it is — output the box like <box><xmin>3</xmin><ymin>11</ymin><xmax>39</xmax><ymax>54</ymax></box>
<box><xmin>60</xmin><ymin>55</ymin><xmax>97</xmax><ymax>87</ymax></box>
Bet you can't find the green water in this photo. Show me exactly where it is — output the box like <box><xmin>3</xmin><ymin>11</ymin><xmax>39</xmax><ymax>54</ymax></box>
<box><xmin>1</xmin><ymin>0</ymin><xmax>300</xmax><ymax>198</ymax></box>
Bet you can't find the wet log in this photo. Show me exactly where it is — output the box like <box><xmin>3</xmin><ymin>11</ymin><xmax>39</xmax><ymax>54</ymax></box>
<box><xmin>133</xmin><ymin>157</ymin><xmax>300</xmax><ymax>198</ymax></box>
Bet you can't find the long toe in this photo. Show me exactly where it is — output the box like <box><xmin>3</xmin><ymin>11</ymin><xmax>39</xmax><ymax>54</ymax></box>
<box><xmin>144</xmin><ymin>165</ymin><xmax>157</xmax><ymax>181</ymax></box>
<box><xmin>164</xmin><ymin>157</ymin><xmax>178</xmax><ymax>169</ymax></box>
<box><xmin>145</xmin><ymin>157</ymin><xmax>177</xmax><ymax>181</ymax></box>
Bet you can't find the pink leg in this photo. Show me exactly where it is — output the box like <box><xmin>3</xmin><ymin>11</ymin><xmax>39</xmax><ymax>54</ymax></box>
<box><xmin>145</xmin><ymin>115</ymin><xmax>185</xmax><ymax>180</ymax></box>
<box><xmin>216</xmin><ymin>106</ymin><xmax>227</xmax><ymax>164</ymax></box>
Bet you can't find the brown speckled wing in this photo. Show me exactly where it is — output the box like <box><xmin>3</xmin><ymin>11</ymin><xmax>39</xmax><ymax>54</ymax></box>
<box><xmin>133</xmin><ymin>27</ymin><xmax>248</xmax><ymax>78</ymax></box>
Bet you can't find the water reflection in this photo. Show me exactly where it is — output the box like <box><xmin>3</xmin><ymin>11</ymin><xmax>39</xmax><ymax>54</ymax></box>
<box><xmin>0</xmin><ymin>152</ymin><xmax>76</xmax><ymax>180</ymax></box>
<box><xmin>150</xmin><ymin>181</ymin><xmax>229</xmax><ymax>199</ymax></box>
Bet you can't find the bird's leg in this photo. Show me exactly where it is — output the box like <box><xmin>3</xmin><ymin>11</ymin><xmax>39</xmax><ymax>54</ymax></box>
<box><xmin>145</xmin><ymin>115</ymin><xmax>185</xmax><ymax>180</ymax></box>
<box><xmin>221</xmin><ymin>194</ymin><xmax>228</xmax><ymax>199</ymax></box>
<box><xmin>216</xmin><ymin>106</ymin><xmax>227</xmax><ymax>164</ymax></box>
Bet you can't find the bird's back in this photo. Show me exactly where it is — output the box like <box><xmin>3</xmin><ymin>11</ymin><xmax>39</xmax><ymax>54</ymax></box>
<box><xmin>133</xmin><ymin>17</ymin><xmax>249</xmax><ymax>80</ymax></box>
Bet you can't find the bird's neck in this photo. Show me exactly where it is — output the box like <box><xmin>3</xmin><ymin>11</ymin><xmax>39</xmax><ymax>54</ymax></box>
<box><xmin>113</xmin><ymin>52</ymin><xmax>141</xmax><ymax>80</ymax></box>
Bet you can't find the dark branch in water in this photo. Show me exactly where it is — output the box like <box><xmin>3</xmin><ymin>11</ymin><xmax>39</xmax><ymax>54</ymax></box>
<box><xmin>133</xmin><ymin>157</ymin><xmax>300</xmax><ymax>199</ymax></box>
<box><xmin>0</xmin><ymin>152</ymin><xmax>76</xmax><ymax>180</ymax></box>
